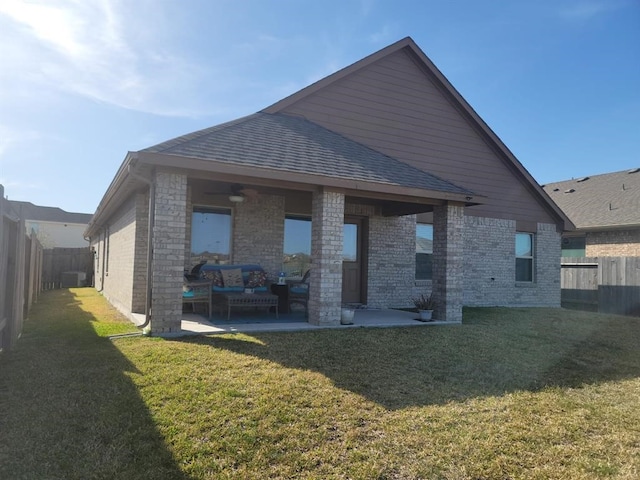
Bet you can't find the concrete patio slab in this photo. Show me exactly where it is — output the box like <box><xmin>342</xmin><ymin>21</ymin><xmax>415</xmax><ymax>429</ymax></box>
<box><xmin>172</xmin><ymin>308</ymin><xmax>460</xmax><ymax>337</ymax></box>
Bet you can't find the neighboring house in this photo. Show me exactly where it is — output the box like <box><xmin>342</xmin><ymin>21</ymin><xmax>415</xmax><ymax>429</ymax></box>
<box><xmin>86</xmin><ymin>37</ymin><xmax>572</xmax><ymax>334</ymax></box>
<box><xmin>543</xmin><ymin>168</ymin><xmax>640</xmax><ymax>257</ymax></box>
<box><xmin>8</xmin><ymin>200</ymin><xmax>92</xmax><ymax>249</ymax></box>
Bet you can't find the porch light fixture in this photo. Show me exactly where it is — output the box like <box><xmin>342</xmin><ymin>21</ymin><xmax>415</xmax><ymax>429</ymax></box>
<box><xmin>229</xmin><ymin>194</ymin><xmax>244</xmax><ymax>203</ymax></box>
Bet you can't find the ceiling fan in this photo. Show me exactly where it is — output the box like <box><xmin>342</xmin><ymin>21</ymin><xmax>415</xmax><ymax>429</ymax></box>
<box><xmin>204</xmin><ymin>183</ymin><xmax>259</xmax><ymax>203</ymax></box>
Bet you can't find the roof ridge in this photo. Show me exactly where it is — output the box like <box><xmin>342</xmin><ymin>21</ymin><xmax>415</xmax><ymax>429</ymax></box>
<box><xmin>546</xmin><ymin>167</ymin><xmax>640</xmax><ymax>185</ymax></box>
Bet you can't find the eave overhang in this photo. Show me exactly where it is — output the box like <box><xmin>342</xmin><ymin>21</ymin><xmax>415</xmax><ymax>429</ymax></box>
<box><xmin>85</xmin><ymin>149</ymin><xmax>483</xmax><ymax>238</ymax></box>
<box><xmin>138</xmin><ymin>150</ymin><xmax>482</xmax><ymax>206</ymax></box>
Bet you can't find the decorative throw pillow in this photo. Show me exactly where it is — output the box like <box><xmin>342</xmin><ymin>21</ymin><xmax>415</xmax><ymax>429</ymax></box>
<box><xmin>201</xmin><ymin>269</ymin><xmax>224</xmax><ymax>287</ymax></box>
<box><xmin>246</xmin><ymin>270</ymin><xmax>267</xmax><ymax>288</ymax></box>
<box><xmin>221</xmin><ymin>268</ymin><xmax>244</xmax><ymax>287</ymax></box>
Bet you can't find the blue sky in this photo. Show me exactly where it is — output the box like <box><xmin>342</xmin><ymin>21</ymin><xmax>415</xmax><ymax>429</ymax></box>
<box><xmin>1</xmin><ymin>0</ymin><xmax>638</xmax><ymax>214</ymax></box>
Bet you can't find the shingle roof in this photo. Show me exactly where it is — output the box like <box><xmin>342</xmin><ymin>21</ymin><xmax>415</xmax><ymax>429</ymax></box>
<box><xmin>543</xmin><ymin>168</ymin><xmax>640</xmax><ymax>229</ymax></box>
<box><xmin>143</xmin><ymin>112</ymin><xmax>473</xmax><ymax>196</ymax></box>
<box><xmin>8</xmin><ymin>201</ymin><xmax>93</xmax><ymax>224</ymax></box>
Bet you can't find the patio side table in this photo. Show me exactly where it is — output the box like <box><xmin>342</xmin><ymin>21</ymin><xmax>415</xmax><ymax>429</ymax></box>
<box><xmin>270</xmin><ymin>283</ymin><xmax>289</xmax><ymax>314</ymax></box>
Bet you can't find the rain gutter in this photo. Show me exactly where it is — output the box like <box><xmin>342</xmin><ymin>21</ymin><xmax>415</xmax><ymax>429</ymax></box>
<box><xmin>127</xmin><ymin>160</ymin><xmax>155</xmax><ymax>331</ymax></box>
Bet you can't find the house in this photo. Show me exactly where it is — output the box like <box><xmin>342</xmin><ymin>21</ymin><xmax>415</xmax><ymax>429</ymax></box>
<box><xmin>543</xmin><ymin>168</ymin><xmax>640</xmax><ymax>257</ymax></box>
<box><xmin>8</xmin><ymin>200</ymin><xmax>92</xmax><ymax>249</ymax></box>
<box><xmin>85</xmin><ymin>37</ymin><xmax>572</xmax><ymax>334</ymax></box>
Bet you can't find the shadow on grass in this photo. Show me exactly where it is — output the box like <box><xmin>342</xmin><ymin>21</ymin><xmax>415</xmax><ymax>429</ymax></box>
<box><xmin>0</xmin><ymin>289</ymin><xmax>189</xmax><ymax>480</ymax></box>
<box><xmin>181</xmin><ymin>307</ymin><xmax>640</xmax><ymax>410</ymax></box>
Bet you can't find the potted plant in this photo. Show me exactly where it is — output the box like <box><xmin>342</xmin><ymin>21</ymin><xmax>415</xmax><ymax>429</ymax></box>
<box><xmin>341</xmin><ymin>305</ymin><xmax>355</xmax><ymax>325</ymax></box>
<box><xmin>412</xmin><ymin>293</ymin><xmax>436</xmax><ymax>321</ymax></box>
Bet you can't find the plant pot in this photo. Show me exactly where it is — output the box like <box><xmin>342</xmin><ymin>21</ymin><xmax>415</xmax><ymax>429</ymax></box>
<box><xmin>418</xmin><ymin>309</ymin><xmax>433</xmax><ymax>321</ymax></box>
<box><xmin>341</xmin><ymin>308</ymin><xmax>355</xmax><ymax>325</ymax></box>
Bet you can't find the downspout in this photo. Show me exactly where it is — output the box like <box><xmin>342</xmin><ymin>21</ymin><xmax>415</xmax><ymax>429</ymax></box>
<box><xmin>128</xmin><ymin>164</ymin><xmax>155</xmax><ymax>331</ymax></box>
<box><xmin>99</xmin><ymin>228</ymin><xmax>107</xmax><ymax>292</ymax></box>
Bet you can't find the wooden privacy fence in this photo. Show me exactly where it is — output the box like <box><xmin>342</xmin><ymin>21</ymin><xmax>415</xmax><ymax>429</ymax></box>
<box><xmin>42</xmin><ymin>247</ymin><xmax>93</xmax><ymax>290</ymax></box>
<box><xmin>1</xmin><ymin>185</ymin><xmax>44</xmax><ymax>352</ymax></box>
<box><xmin>561</xmin><ymin>257</ymin><xmax>640</xmax><ymax>316</ymax></box>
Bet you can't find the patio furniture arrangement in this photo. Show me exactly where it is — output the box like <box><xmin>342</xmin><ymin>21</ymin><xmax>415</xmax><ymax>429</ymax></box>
<box><xmin>194</xmin><ymin>263</ymin><xmax>279</xmax><ymax>320</ymax></box>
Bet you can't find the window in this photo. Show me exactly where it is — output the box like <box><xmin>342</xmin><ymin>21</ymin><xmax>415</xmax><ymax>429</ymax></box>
<box><xmin>191</xmin><ymin>207</ymin><xmax>231</xmax><ymax>265</ymax></box>
<box><xmin>343</xmin><ymin>223</ymin><xmax>358</xmax><ymax>262</ymax></box>
<box><xmin>283</xmin><ymin>216</ymin><xmax>311</xmax><ymax>278</ymax></box>
<box><xmin>516</xmin><ymin>233</ymin><xmax>534</xmax><ymax>282</ymax></box>
<box><xmin>416</xmin><ymin>223</ymin><xmax>433</xmax><ymax>280</ymax></box>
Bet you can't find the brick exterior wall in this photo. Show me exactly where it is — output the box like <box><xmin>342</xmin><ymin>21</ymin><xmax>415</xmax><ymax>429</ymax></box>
<box><xmin>94</xmin><ymin>196</ymin><xmax>137</xmax><ymax>315</ymax></box>
<box><xmin>586</xmin><ymin>229</ymin><xmax>640</xmax><ymax>256</ymax></box>
<box><xmin>150</xmin><ymin>171</ymin><xmax>187</xmax><ymax>334</ymax></box>
<box><xmin>463</xmin><ymin>217</ymin><xmax>560</xmax><ymax>307</ymax></box>
<box><xmin>367</xmin><ymin>213</ymin><xmax>418</xmax><ymax>308</ymax></box>
<box><xmin>232</xmin><ymin>194</ymin><xmax>285</xmax><ymax>279</ymax></box>
<box><xmin>309</xmin><ymin>189</ymin><xmax>344</xmax><ymax>326</ymax></box>
<box><xmin>513</xmin><ymin>222</ymin><xmax>561</xmax><ymax>307</ymax></box>
<box><xmin>463</xmin><ymin>216</ymin><xmax>515</xmax><ymax>306</ymax></box>
<box><xmin>433</xmin><ymin>203</ymin><xmax>464</xmax><ymax>322</ymax></box>
<box><xmin>92</xmin><ymin>173</ymin><xmax>561</xmax><ymax>332</ymax></box>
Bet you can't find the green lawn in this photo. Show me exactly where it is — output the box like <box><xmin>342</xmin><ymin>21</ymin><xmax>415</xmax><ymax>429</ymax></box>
<box><xmin>1</xmin><ymin>289</ymin><xmax>639</xmax><ymax>479</ymax></box>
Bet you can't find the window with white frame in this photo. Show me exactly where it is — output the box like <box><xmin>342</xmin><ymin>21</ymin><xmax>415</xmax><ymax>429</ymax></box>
<box><xmin>416</xmin><ymin>223</ymin><xmax>433</xmax><ymax>280</ymax></box>
<box><xmin>515</xmin><ymin>232</ymin><xmax>534</xmax><ymax>282</ymax></box>
<box><xmin>190</xmin><ymin>207</ymin><xmax>232</xmax><ymax>265</ymax></box>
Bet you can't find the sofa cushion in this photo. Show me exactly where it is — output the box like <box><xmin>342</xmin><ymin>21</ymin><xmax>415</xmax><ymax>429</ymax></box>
<box><xmin>221</xmin><ymin>268</ymin><xmax>244</xmax><ymax>287</ymax></box>
<box><xmin>213</xmin><ymin>286</ymin><xmax>245</xmax><ymax>293</ymax></box>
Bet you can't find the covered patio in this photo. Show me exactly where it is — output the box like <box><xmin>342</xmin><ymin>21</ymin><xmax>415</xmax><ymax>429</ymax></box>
<box><xmin>93</xmin><ymin>112</ymin><xmax>477</xmax><ymax>335</ymax></box>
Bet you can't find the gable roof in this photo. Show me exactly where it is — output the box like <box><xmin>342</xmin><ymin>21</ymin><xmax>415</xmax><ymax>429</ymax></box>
<box><xmin>142</xmin><ymin>112</ymin><xmax>472</xmax><ymax>196</ymax></box>
<box><xmin>264</xmin><ymin>36</ymin><xmax>573</xmax><ymax>230</ymax></box>
<box><xmin>89</xmin><ymin>36</ymin><xmax>575</xmax><ymax>236</ymax></box>
<box><xmin>543</xmin><ymin>168</ymin><xmax>640</xmax><ymax>230</ymax></box>
<box><xmin>8</xmin><ymin>200</ymin><xmax>92</xmax><ymax>224</ymax></box>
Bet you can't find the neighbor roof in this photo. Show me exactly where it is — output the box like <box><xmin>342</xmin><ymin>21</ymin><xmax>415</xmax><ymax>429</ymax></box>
<box><xmin>543</xmin><ymin>168</ymin><xmax>640</xmax><ymax>229</ymax></box>
<box><xmin>8</xmin><ymin>201</ymin><xmax>92</xmax><ymax>224</ymax></box>
<box><xmin>143</xmin><ymin>112</ymin><xmax>473</xmax><ymax>196</ymax></box>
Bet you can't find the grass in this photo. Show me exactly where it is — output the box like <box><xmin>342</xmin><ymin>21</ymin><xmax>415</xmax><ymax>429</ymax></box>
<box><xmin>1</xmin><ymin>289</ymin><xmax>639</xmax><ymax>479</ymax></box>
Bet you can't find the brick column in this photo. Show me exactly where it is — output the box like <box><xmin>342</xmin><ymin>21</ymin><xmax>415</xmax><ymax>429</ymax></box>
<box><xmin>151</xmin><ymin>171</ymin><xmax>187</xmax><ymax>334</ymax></box>
<box><xmin>309</xmin><ymin>188</ymin><xmax>344</xmax><ymax>326</ymax></box>
<box><xmin>433</xmin><ymin>202</ymin><xmax>464</xmax><ymax>322</ymax></box>
<box><xmin>232</xmin><ymin>194</ymin><xmax>285</xmax><ymax>278</ymax></box>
